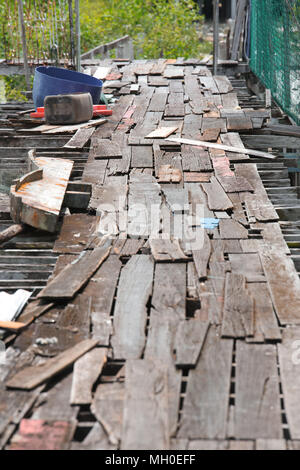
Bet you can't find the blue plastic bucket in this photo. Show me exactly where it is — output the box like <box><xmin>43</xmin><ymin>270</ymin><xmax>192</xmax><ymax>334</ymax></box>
<box><xmin>32</xmin><ymin>66</ymin><xmax>103</xmax><ymax>108</ymax></box>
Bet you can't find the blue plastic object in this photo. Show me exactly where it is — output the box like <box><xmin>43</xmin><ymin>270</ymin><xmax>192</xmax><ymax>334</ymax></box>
<box><xmin>199</xmin><ymin>218</ymin><xmax>219</xmax><ymax>229</ymax></box>
<box><xmin>32</xmin><ymin>66</ymin><xmax>103</xmax><ymax>108</ymax></box>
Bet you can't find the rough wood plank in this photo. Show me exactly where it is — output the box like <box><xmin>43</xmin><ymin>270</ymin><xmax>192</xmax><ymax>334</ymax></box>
<box><xmin>175</xmin><ymin>319</ymin><xmax>209</xmax><ymax>367</ymax></box>
<box><xmin>145</xmin><ymin>126</ymin><xmax>178</xmax><ymax>139</ymax></box>
<box><xmin>70</xmin><ymin>348</ymin><xmax>107</xmax><ymax>405</ymax></box>
<box><xmin>181</xmin><ymin>145</ymin><xmax>212</xmax><ymax>172</ymax></box>
<box><xmin>214</xmin><ymin>76</ymin><xmax>233</xmax><ymax>94</ymax></box>
<box><xmin>53</xmin><ymin>214</ymin><xmax>99</xmax><ymax>254</ymax></box>
<box><xmin>278</xmin><ymin>326</ymin><xmax>300</xmax><ymax>439</ymax></box>
<box><xmin>131</xmin><ymin>145</ymin><xmax>153</xmax><ymax>168</ymax></box>
<box><xmin>217</xmin><ymin>219</ymin><xmax>248</xmax><ymax>239</ymax></box>
<box><xmin>228</xmin><ymin>253</ymin><xmax>265</xmax><ymax>282</ymax></box>
<box><xmin>6</xmin><ymin>338</ymin><xmax>99</xmax><ymax>390</ymax></box>
<box><xmin>91</xmin><ymin>382</ymin><xmax>125</xmax><ymax>446</ymax></box>
<box><xmin>235</xmin><ymin>341</ymin><xmax>282</xmax><ymax>439</ymax></box>
<box><xmin>121</xmin><ymin>359</ymin><xmax>169</xmax><ymax>450</ymax></box>
<box><xmin>247</xmin><ymin>283</ymin><xmax>281</xmax><ymax>342</ymax></box>
<box><xmin>201</xmin><ymin>177</ymin><xmax>233</xmax><ymax>211</ymax></box>
<box><xmin>259</xmin><ymin>246</ymin><xmax>300</xmax><ymax>324</ymax></box>
<box><xmin>221</xmin><ymin>273</ymin><xmax>254</xmax><ymax>338</ymax></box>
<box><xmin>178</xmin><ymin>325</ymin><xmax>233</xmax><ymax>439</ymax></box>
<box><xmin>38</xmin><ymin>243</ymin><xmax>111</xmax><ymax>299</ymax></box>
<box><xmin>192</xmin><ymin>229</ymin><xmax>211</xmax><ymax>280</ymax></box>
<box><xmin>149</xmin><ymin>238</ymin><xmax>188</xmax><ymax>262</ymax></box>
<box><xmin>64</xmin><ymin>127</ymin><xmax>95</xmax><ymax>149</ymax></box>
<box><xmin>92</xmin><ymin>139</ymin><xmax>122</xmax><ymax>159</ymax></box>
<box><xmin>158</xmin><ymin>165</ymin><xmax>182</xmax><ymax>183</ymax></box>
<box><xmin>112</xmin><ymin>255</ymin><xmax>154</xmax><ymax>360</ymax></box>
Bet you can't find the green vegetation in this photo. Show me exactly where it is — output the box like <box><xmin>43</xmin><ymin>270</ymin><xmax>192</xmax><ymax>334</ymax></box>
<box><xmin>80</xmin><ymin>0</ymin><xmax>211</xmax><ymax>59</ymax></box>
<box><xmin>0</xmin><ymin>75</ymin><xmax>34</xmax><ymax>102</ymax></box>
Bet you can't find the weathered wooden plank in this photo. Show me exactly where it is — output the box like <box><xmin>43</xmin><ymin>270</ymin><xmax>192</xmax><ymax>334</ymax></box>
<box><xmin>70</xmin><ymin>348</ymin><xmax>107</xmax><ymax>405</ymax></box>
<box><xmin>201</xmin><ymin>177</ymin><xmax>233</xmax><ymax>211</ymax></box>
<box><xmin>181</xmin><ymin>145</ymin><xmax>212</xmax><ymax>172</ymax></box>
<box><xmin>256</xmin><ymin>439</ymin><xmax>287</xmax><ymax>450</ymax></box>
<box><xmin>183</xmin><ymin>172</ymin><xmax>211</xmax><ymax>183</ymax></box>
<box><xmin>221</xmin><ymin>273</ymin><xmax>254</xmax><ymax>338</ymax></box>
<box><xmin>92</xmin><ymin>139</ymin><xmax>122</xmax><ymax>159</ymax></box>
<box><xmin>91</xmin><ymin>382</ymin><xmax>125</xmax><ymax>446</ymax></box>
<box><xmin>121</xmin><ymin>359</ymin><xmax>169</xmax><ymax>450</ymax></box>
<box><xmin>192</xmin><ymin>229</ymin><xmax>211</xmax><ymax>280</ymax></box>
<box><xmin>235</xmin><ymin>341</ymin><xmax>282</xmax><ymax>439</ymax></box>
<box><xmin>228</xmin><ymin>253</ymin><xmax>265</xmax><ymax>282</ymax></box>
<box><xmin>38</xmin><ymin>243</ymin><xmax>111</xmax><ymax>299</ymax></box>
<box><xmin>6</xmin><ymin>338</ymin><xmax>99</xmax><ymax>390</ymax></box>
<box><xmin>214</xmin><ymin>76</ymin><xmax>233</xmax><ymax>94</ymax></box>
<box><xmin>149</xmin><ymin>238</ymin><xmax>188</xmax><ymax>262</ymax></box>
<box><xmin>64</xmin><ymin>127</ymin><xmax>95</xmax><ymax>149</ymax></box>
<box><xmin>112</xmin><ymin>255</ymin><xmax>154</xmax><ymax>360</ymax></box>
<box><xmin>148</xmin><ymin>90</ymin><xmax>168</xmax><ymax>112</ymax></box>
<box><xmin>252</xmin><ymin>222</ymin><xmax>290</xmax><ymax>255</ymax></box>
<box><xmin>145</xmin><ymin>126</ymin><xmax>178</xmax><ymax>139</ymax></box>
<box><xmin>259</xmin><ymin>246</ymin><xmax>300</xmax><ymax>324</ymax></box>
<box><xmin>217</xmin><ymin>219</ymin><xmax>248</xmax><ymax>239</ymax></box>
<box><xmin>131</xmin><ymin>145</ymin><xmax>153</xmax><ymax>168</ymax></box>
<box><xmin>246</xmin><ymin>283</ymin><xmax>281</xmax><ymax>342</ymax></box>
<box><xmin>178</xmin><ymin>325</ymin><xmax>233</xmax><ymax>439</ymax></box>
<box><xmin>53</xmin><ymin>214</ymin><xmax>99</xmax><ymax>254</ymax></box>
<box><xmin>278</xmin><ymin>327</ymin><xmax>300</xmax><ymax>439</ymax></box>
<box><xmin>163</xmin><ymin>187</ymin><xmax>189</xmax><ymax>213</ymax></box>
<box><xmin>158</xmin><ymin>164</ymin><xmax>182</xmax><ymax>183</ymax></box>
<box><xmin>199</xmin><ymin>76</ymin><xmax>219</xmax><ymax>94</ymax></box>
<box><xmin>175</xmin><ymin>319</ymin><xmax>209</xmax><ymax>367</ymax></box>
<box><xmin>164</xmin><ymin>66</ymin><xmax>184</xmax><ymax>78</ymax></box>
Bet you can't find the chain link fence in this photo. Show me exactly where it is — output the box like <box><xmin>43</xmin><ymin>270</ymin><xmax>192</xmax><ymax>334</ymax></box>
<box><xmin>250</xmin><ymin>0</ymin><xmax>300</xmax><ymax>125</ymax></box>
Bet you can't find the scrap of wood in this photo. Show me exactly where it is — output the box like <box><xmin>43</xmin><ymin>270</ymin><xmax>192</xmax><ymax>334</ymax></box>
<box><xmin>166</xmin><ymin>137</ymin><xmax>277</xmax><ymax>159</ymax></box>
<box><xmin>70</xmin><ymin>348</ymin><xmax>107</xmax><ymax>405</ymax></box>
<box><xmin>0</xmin><ymin>320</ymin><xmax>26</xmax><ymax>331</ymax></box>
<box><xmin>6</xmin><ymin>338</ymin><xmax>99</xmax><ymax>390</ymax></box>
<box><xmin>63</xmin><ymin>127</ymin><xmax>95</xmax><ymax>149</ymax></box>
<box><xmin>149</xmin><ymin>238</ymin><xmax>188</xmax><ymax>262</ymax></box>
<box><xmin>175</xmin><ymin>319</ymin><xmax>209</xmax><ymax>367</ymax></box>
<box><xmin>158</xmin><ymin>165</ymin><xmax>182</xmax><ymax>183</ymax></box>
<box><xmin>38</xmin><ymin>243</ymin><xmax>111</xmax><ymax>299</ymax></box>
<box><xmin>121</xmin><ymin>359</ymin><xmax>169</xmax><ymax>450</ymax></box>
<box><xmin>43</xmin><ymin>118</ymin><xmax>107</xmax><ymax>134</ymax></box>
<box><xmin>184</xmin><ymin>172</ymin><xmax>211</xmax><ymax>183</ymax></box>
<box><xmin>201</xmin><ymin>176</ymin><xmax>233</xmax><ymax>211</ymax></box>
<box><xmin>193</xmin><ymin>230</ymin><xmax>211</xmax><ymax>280</ymax></box>
<box><xmin>145</xmin><ymin>126</ymin><xmax>178</xmax><ymax>139</ymax></box>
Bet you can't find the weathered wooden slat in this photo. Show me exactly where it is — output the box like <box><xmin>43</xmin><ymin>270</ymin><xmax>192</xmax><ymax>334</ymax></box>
<box><xmin>178</xmin><ymin>325</ymin><xmax>233</xmax><ymax>439</ymax></box>
<box><xmin>149</xmin><ymin>238</ymin><xmax>188</xmax><ymax>262</ymax></box>
<box><xmin>175</xmin><ymin>319</ymin><xmax>209</xmax><ymax>367</ymax></box>
<box><xmin>214</xmin><ymin>76</ymin><xmax>233</xmax><ymax>94</ymax></box>
<box><xmin>70</xmin><ymin>348</ymin><xmax>107</xmax><ymax>405</ymax></box>
<box><xmin>217</xmin><ymin>219</ymin><xmax>248</xmax><ymax>239</ymax></box>
<box><xmin>53</xmin><ymin>214</ymin><xmax>99</xmax><ymax>254</ymax></box>
<box><xmin>6</xmin><ymin>338</ymin><xmax>99</xmax><ymax>390</ymax></box>
<box><xmin>181</xmin><ymin>145</ymin><xmax>212</xmax><ymax>172</ymax></box>
<box><xmin>92</xmin><ymin>139</ymin><xmax>122</xmax><ymax>159</ymax></box>
<box><xmin>131</xmin><ymin>145</ymin><xmax>153</xmax><ymax>168</ymax></box>
<box><xmin>192</xmin><ymin>229</ymin><xmax>211</xmax><ymax>279</ymax></box>
<box><xmin>235</xmin><ymin>341</ymin><xmax>282</xmax><ymax>439</ymax></box>
<box><xmin>259</xmin><ymin>246</ymin><xmax>300</xmax><ymax>324</ymax></box>
<box><xmin>278</xmin><ymin>327</ymin><xmax>300</xmax><ymax>439</ymax></box>
<box><xmin>38</xmin><ymin>243</ymin><xmax>111</xmax><ymax>299</ymax></box>
<box><xmin>228</xmin><ymin>253</ymin><xmax>265</xmax><ymax>282</ymax></box>
<box><xmin>64</xmin><ymin>127</ymin><xmax>95</xmax><ymax>149</ymax></box>
<box><xmin>221</xmin><ymin>273</ymin><xmax>254</xmax><ymax>338</ymax></box>
<box><xmin>121</xmin><ymin>359</ymin><xmax>169</xmax><ymax>450</ymax></box>
<box><xmin>148</xmin><ymin>90</ymin><xmax>168</xmax><ymax>112</ymax></box>
<box><xmin>201</xmin><ymin>177</ymin><xmax>233</xmax><ymax>211</ymax></box>
<box><xmin>112</xmin><ymin>255</ymin><xmax>154</xmax><ymax>360</ymax></box>
<box><xmin>246</xmin><ymin>283</ymin><xmax>281</xmax><ymax>342</ymax></box>
<box><xmin>91</xmin><ymin>382</ymin><xmax>125</xmax><ymax>446</ymax></box>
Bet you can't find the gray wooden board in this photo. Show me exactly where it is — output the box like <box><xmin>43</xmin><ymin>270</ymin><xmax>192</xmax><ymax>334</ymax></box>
<box><xmin>202</xmin><ymin>117</ymin><xmax>227</xmax><ymax>133</ymax></box>
<box><xmin>148</xmin><ymin>89</ymin><xmax>168</xmax><ymax>112</ymax></box>
<box><xmin>182</xmin><ymin>114</ymin><xmax>202</xmax><ymax>139</ymax></box>
<box><xmin>70</xmin><ymin>348</ymin><xmax>107</xmax><ymax>405</ymax></box>
<box><xmin>121</xmin><ymin>359</ymin><xmax>169</xmax><ymax>450</ymax></box>
<box><xmin>92</xmin><ymin>139</ymin><xmax>122</xmax><ymax>159</ymax></box>
<box><xmin>246</xmin><ymin>283</ymin><xmax>281</xmax><ymax>342</ymax></box>
<box><xmin>220</xmin><ymin>132</ymin><xmax>249</xmax><ymax>161</ymax></box>
<box><xmin>163</xmin><ymin>187</ymin><xmax>189</xmax><ymax>213</ymax></box>
<box><xmin>278</xmin><ymin>326</ymin><xmax>300</xmax><ymax>439</ymax></box>
<box><xmin>199</xmin><ymin>76</ymin><xmax>219</xmax><ymax>94</ymax></box>
<box><xmin>178</xmin><ymin>325</ymin><xmax>233</xmax><ymax>439</ymax></box>
<box><xmin>111</xmin><ymin>255</ymin><xmax>154</xmax><ymax>360</ymax></box>
<box><xmin>234</xmin><ymin>341</ymin><xmax>282</xmax><ymax>439</ymax></box>
<box><xmin>192</xmin><ymin>229</ymin><xmax>211</xmax><ymax>280</ymax></box>
<box><xmin>259</xmin><ymin>246</ymin><xmax>300</xmax><ymax>324</ymax></box>
<box><xmin>217</xmin><ymin>219</ymin><xmax>248</xmax><ymax>240</ymax></box>
<box><xmin>82</xmin><ymin>156</ymin><xmax>107</xmax><ymax>185</ymax></box>
<box><xmin>89</xmin><ymin>177</ymin><xmax>128</xmax><ymax>213</ymax></box>
<box><xmin>144</xmin><ymin>309</ymin><xmax>182</xmax><ymax>436</ymax></box>
<box><xmin>229</xmin><ymin>192</ymin><xmax>248</xmax><ymax>226</ymax></box>
<box><xmin>119</xmin><ymin>238</ymin><xmax>145</xmax><ymax>257</ymax></box>
<box><xmin>53</xmin><ymin>214</ymin><xmax>99</xmax><ymax>254</ymax></box>
<box><xmin>174</xmin><ymin>319</ymin><xmax>209</xmax><ymax>367</ymax></box>
<box><xmin>221</xmin><ymin>273</ymin><xmax>254</xmax><ymax>338</ymax></box>
<box><xmin>131</xmin><ymin>145</ymin><xmax>153</xmax><ymax>168</ymax></box>
<box><xmin>38</xmin><ymin>243</ymin><xmax>111</xmax><ymax>299</ymax></box>
<box><xmin>64</xmin><ymin>127</ymin><xmax>95</xmax><ymax>149</ymax></box>
<box><xmin>252</xmin><ymin>222</ymin><xmax>290</xmax><ymax>255</ymax></box>
<box><xmin>6</xmin><ymin>339</ymin><xmax>99</xmax><ymax>390</ymax></box>
<box><xmin>181</xmin><ymin>145</ymin><xmax>212</xmax><ymax>172</ymax></box>
<box><xmin>151</xmin><ymin>263</ymin><xmax>186</xmax><ymax>320</ymax></box>
<box><xmin>149</xmin><ymin>238</ymin><xmax>188</xmax><ymax>262</ymax></box>
<box><xmin>214</xmin><ymin>76</ymin><xmax>233</xmax><ymax>94</ymax></box>
<box><xmin>228</xmin><ymin>253</ymin><xmax>265</xmax><ymax>282</ymax></box>
<box><xmin>91</xmin><ymin>381</ymin><xmax>125</xmax><ymax>446</ymax></box>
<box><xmin>201</xmin><ymin>177</ymin><xmax>233</xmax><ymax>211</ymax></box>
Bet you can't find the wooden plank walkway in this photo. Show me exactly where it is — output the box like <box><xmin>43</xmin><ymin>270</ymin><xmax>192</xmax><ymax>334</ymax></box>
<box><xmin>1</xmin><ymin>58</ymin><xmax>300</xmax><ymax>450</ymax></box>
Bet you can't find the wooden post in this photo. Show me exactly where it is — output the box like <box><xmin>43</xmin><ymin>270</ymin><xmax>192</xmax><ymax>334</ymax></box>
<box><xmin>213</xmin><ymin>0</ymin><xmax>220</xmax><ymax>75</ymax></box>
<box><xmin>17</xmin><ymin>0</ymin><xmax>30</xmax><ymax>90</ymax></box>
<box><xmin>75</xmin><ymin>0</ymin><xmax>81</xmax><ymax>72</ymax></box>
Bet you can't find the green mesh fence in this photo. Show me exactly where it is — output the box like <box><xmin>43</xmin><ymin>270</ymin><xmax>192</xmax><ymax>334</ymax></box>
<box><xmin>250</xmin><ymin>0</ymin><xmax>300</xmax><ymax>125</ymax></box>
